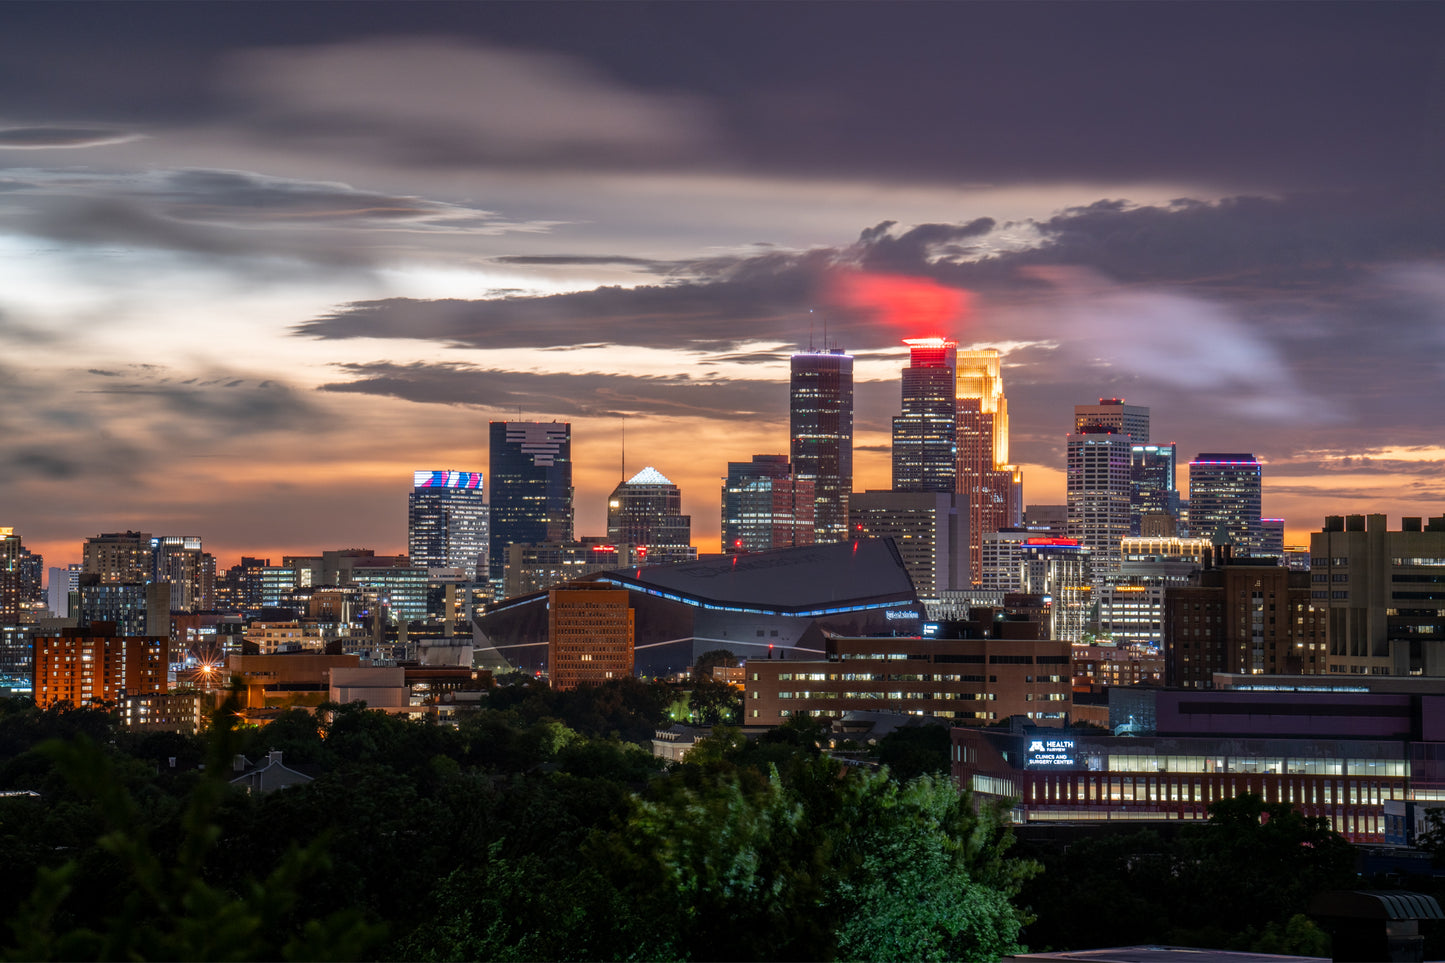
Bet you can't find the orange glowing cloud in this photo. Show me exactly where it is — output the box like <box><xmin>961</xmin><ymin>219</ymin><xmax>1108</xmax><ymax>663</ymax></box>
<box><xmin>829</xmin><ymin>271</ymin><xmax>972</xmax><ymax>338</ymax></box>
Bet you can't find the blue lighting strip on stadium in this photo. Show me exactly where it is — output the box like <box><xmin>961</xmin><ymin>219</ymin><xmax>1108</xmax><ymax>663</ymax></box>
<box><xmin>588</xmin><ymin>576</ymin><xmax>908</xmax><ymax>618</ymax></box>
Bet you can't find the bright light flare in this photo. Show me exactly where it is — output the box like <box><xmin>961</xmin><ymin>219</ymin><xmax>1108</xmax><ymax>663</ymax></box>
<box><xmin>829</xmin><ymin>271</ymin><xmax>972</xmax><ymax>337</ymax></box>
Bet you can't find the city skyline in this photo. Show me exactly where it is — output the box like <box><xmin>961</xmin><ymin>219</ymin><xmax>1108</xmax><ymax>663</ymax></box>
<box><xmin>3</xmin><ymin>2</ymin><xmax>1444</xmax><ymax>568</ymax></box>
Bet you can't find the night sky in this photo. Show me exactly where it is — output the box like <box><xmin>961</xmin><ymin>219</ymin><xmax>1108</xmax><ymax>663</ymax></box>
<box><xmin>3</xmin><ymin>1</ymin><xmax>1444</xmax><ymax>567</ymax></box>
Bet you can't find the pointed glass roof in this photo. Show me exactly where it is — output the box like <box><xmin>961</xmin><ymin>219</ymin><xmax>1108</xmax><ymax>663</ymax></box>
<box><xmin>626</xmin><ymin>467</ymin><xmax>673</xmax><ymax>486</ymax></box>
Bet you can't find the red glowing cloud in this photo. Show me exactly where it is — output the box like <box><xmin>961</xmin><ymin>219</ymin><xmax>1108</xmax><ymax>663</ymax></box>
<box><xmin>829</xmin><ymin>271</ymin><xmax>972</xmax><ymax>338</ymax></box>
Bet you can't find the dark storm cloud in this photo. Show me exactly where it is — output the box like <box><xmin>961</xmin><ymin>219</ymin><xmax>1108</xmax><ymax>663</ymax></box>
<box><xmin>301</xmin><ymin>248</ymin><xmax>838</xmax><ymax>350</ymax></box>
<box><xmin>1</xmin><ymin>168</ymin><xmax>554</xmax><ymax>269</ymax></box>
<box><xmin>305</xmin><ymin>186</ymin><xmax>1445</xmax><ymax>461</ymax></box>
<box><xmin>153</xmin><ymin>169</ymin><xmax>518</xmax><ymax>229</ymax></box>
<box><xmin>218</xmin><ymin>36</ymin><xmax>718</xmax><ymax>172</ymax></box>
<box><xmin>0</xmin><ymin>126</ymin><xmax>138</xmax><ymax>149</ymax></box>
<box><xmin>0</xmin><ymin>364</ymin><xmax>326</xmax><ymax>484</ymax></box>
<box><xmin>494</xmin><ymin>255</ymin><xmax>676</xmax><ymax>271</ymax></box>
<box><xmin>4</xmin><ymin>4</ymin><xmax>1442</xmax><ymax>190</ymax></box>
<box><xmin>89</xmin><ymin>375</ymin><xmax>324</xmax><ymax>436</ymax></box>
<box><xmin>319</xmin><ymin>361</ymin><xmax>782</xmax><ymax>421</ymax></box>
<box><xmin>858</xmin><ymin>218</ymin><xmax>997</xmax><ymax>273</ymax></box>
<box><xmin>304</xmin><ymin>187</ymin><xmax>1445</xmax><ymax>353</ymax></box>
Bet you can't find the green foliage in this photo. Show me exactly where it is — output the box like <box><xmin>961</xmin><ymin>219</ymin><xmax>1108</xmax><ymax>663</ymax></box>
<box><xmin>1</xmin><ymin>689</ymin><xmax>1038</xmax><ymax>962</ymax></box>
<box><xmin>1017</xmin><ymin>792</ymin><xmax>1355</xmax><ymax>953</ymax></box>
<box><xmin>692</xmin><ymin>647</ymin><xmax>740</xmax><ymax>681</ymax></box>
<box><xmin>2</xmin><ymin>699</ymin><xmax>383</xmax><ymax>961</ymax></box>
<box><xmin>832</xmin><ymin>776</ymin><xmax>1032</xmax><ymax>962</ymax></box>
<box><xmin>684</xmin><ymin>677</ymin><xmax>743</xmax><ymax>725</ymax></box>
<box><xmin>875</xmin><ymin>723</ymin><xmax>953</xmax><ymax>782</ymax></box>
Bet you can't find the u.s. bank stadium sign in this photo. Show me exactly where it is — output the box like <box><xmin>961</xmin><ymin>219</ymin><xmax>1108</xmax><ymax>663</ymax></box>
<box><xmin>884</xmin><ymin>610</ymin><xmax>919</xmax><ymax>621</ymax></box>
<box><xmin>1026</xmin><ymin>737</ymin><xmax>1076</xmax><ymax>769</ymax></box>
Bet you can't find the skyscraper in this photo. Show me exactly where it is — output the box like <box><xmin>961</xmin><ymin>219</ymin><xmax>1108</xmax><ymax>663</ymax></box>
<box><xmin>151</xmin><ymin>536</ymin><xmax>215</xmax><ymax>612</ymax></box>
<box><xmin>955</xmin><ymin>349</ymin><xmax>1023</xmax><ymax>583</ymax></box>
<box><xmin>849</xmin><ymin>490</ymin><xmax>968</xmax><ymax>598</ymax></box>
<box><xmin>1189</xmin><ymin>453</ymin><xmax>1263</xmax><ymax>554</ymax></box>
<box><xmin>1067</xmin><ymin>428</ymin><xmax>1134</xmax><ymax>573</ymax></box>
<box><xmin>0</xmin><ymin>529</ymin><xmax>21</xmax><ymax>626</ymax></box>
<box><xmin>83</xmin><ymin>531</ymin><xmax>153</xmax><ymax>584</ymax></box>
<box><xmin>892</xmin><ymin>338</ymin><xmax>957</xmax><ymax>493</ymax></box>
<box><xmin>607</xmin><ymin>467</ymin><xmax>696</xmax><ymax>565</ymax></box>
<box><xmin>721</xmin><ymin>455</ymin><xmax>814</xmax><ymax>554</ymax></box>
<box><xmin>489</xmin><ymin>422</ymin><xmax>573</xmax><ymax>598</ymax></box>
<box><xmin>1074</xmin><ymin>398</ymin><xmax>1150</xmax><ymax>443</ymax></box>
<box><xmin>1131</xmin><ymin>444</ymin><xmax>1180</xmax><ymax>535</ymax></box>
<box><xmin>790</xmin><ymin>349</ymin><xmax>853</xmax><ymax>544</ymax></box>
<box><xmin>408</xmin><ymin>470</ymin><xmax>490</xmax><ymax>580</ymax></box>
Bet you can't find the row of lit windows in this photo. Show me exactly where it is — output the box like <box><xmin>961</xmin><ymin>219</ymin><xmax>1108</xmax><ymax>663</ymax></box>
<box><xmin>1098</xmin><ymin>754</ymin><xmax>1407</xmax><ymax>776</ymax></box>
<box><xmin>776</xmin><ymin>690</ymin><xmax>997</xmax><ymax>702</ymax></box>
<box><xmin>1018</xmin><ymin>774</ymin><xmax>1403</xmax><ymax>809</ymax></box>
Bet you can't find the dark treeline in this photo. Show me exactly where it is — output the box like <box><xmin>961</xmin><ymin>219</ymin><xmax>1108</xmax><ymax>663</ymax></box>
<box><xmin>0</xmin><ymin>682</ymin><xmax>1033</xmax><ymax>962</ymax></box>
<box><xmin>0</xmin><ymin>680</ymin><xmax>1417</xmax><ymax>961</ymax></box>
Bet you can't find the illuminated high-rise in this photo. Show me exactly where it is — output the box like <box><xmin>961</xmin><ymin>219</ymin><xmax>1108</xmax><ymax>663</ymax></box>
<box><xmin>1074</xmin><ymin>398</ymin><xmax>1149</xmax><ymax>443</ymax></box>
<box><xmin>790</xmin><ymin>349</ymin><xmax>853</xmax><ymax>543</ymax></box>
<box><xmin>151</xmin><ymin>536</ymin><xmax>215</xmax><ymax>612</ymax></box>
<box><xmin>849</xmin><ymin>490</ymin><xmax>968</xmax><ymax>599</ymax></box>
<box><xmin>83</xmin><ymin>531</ymin><xmax>153</xmax><ymax>584</ymax></box>
<box><xmin>892</xmin><ymin>338</ymin><xmax>957</xmax><ymax>493</ymax></box>
<box><xmin>1067</xmin><ymin>429</ymin><xmax>1133</xmax><ymax>573</ymax></box>
<box><xmin>489</xmin><ymin>422</ymin><xmax>573</xmax><ymax>599</ymax></box>
<box><xmin>408</xmin><ymin>470</ymin><xmax>490</xmax><ymax>580</ymax></box>
<box><xmin>1189</xmin><ymin>453</ymin><xmax>1263</xmax><ymax>554</ymax></box>
<box><xmin>721</xmin><ymin>455</ymin><xmax>814</xmax><ymax>554</ymax></box>
<box><xmin>0</xmin><ymin>529</ymin><xmax>21</xmax><ymax>626</ymax></box>
<box><xmin>955</xmin><ymin>349</ymin><xmax>1023</xmax><ymax>583</ymax></box>
<box><xmin>607</xmin><ymin>467</ymin><xmax>696</xmax><ymax>565</ymax></box>
<box><xmin>1131</xmin><ymin>444</ymin><xmax>1180</xmax><ymax>535</ymax></box>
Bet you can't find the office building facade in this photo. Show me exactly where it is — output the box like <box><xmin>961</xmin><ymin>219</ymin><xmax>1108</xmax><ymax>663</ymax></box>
<box><xmin>848</xmin><ymin>491</ymin><xmax>968</xmax><ymax>599</ymax></box>
<box><xmin>607</xmin><ymin>467</ymin><xmax>695</xmax><ymax>566</ymax></box>
<box><xmin>951</xmin><ymin>685</ymin><xmax>1429</xmax><ymax>843</ymax></box>
<box><xmin>489</xmin><ymin>422</ymin><xmax>573</xmax><ymax>598</ymax></box>
<box><xmin>1067</xmin><ymin>429</ymin><xmax>1134</xmax><ymax>574</ymax></box>
<box><xmin>721</xmin><ymin>455</ymin><xmax>814</xmax><ymax>554</ymax></box>
<box><xmin>408</xmin><ymin>470</ymin><xmax>490</xmax><ymax>580</ymax></box>
<box><xmin>1074</xmin><ymin>398</ymin><xmax>1149</xmax><ymax>443</ymax></box>
<box><xmin>1311</xmin><ymin>513</ymin><xmax>1445</xmax><ymax>676</ymax></box>
<box><xmin>1131</xmin><ymin>444</ymin><xmax>1180</xmax><ymax>535</ymax></box>
<box><xmin>980</xmin><ymin>531</ymin><xmax>1093</xmax><ymax>642</ymax></box>
<box><xmin>1189</xmin><ymin>453</ymin><xmax>1264</xmax><ymax>554</ymax></box>
<box><xmin>0</xmin><ymin>529</ymin><xmax>21</xmax><ymax>625</ymax></box>
<box><xmin>33</xmin><ymin>622</ymin><xmax>168</xmax><ymax>709</ymax></box>
<box><xmin>746</xmin><ymin>628</ymin><xmax>1072</xmax><ymax>726</ymax></box>
<box><xmin>955</xmin><ymin>349</ymin><xmax>1023</xmax><ymax>583</ymax></box>
<box><xmin>790</xmin><ymin>349</ymin><xmax>853</xmax><ymax>544</ymax></box>
<box><xmin>1164</xmin><ymin>552</ymin><xmax>1326</xmax><ymax>686</ymax></box>
<box><xmin>83</xmin><ymin>531</ymin><xmax>153</xmax><ymax>584</ymax></box>
<box><xmin>548</xmin><ymin>582</ymin><xmax>635</xmax><ymax>691</ymax></box>
<box><xmin>891</xmin><ymin>338</ymin><xmax>957</xmax><ymax>493</ymax></box>
<box><xmin>151</xmin><ymin>536</ymin><xmax>215</xmax><ymax>612</ymax></box>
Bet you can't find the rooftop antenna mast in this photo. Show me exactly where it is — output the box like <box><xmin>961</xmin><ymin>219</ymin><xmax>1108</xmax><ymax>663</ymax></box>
<box><xmin>808</xmin><ymin>308</ymin><xmax>815</xmax><ymax>352</ymax></box>
<box><xmin>620</xmin><ymin>418</ymin><xmax>626</xmax><ymax>482</ymax></box>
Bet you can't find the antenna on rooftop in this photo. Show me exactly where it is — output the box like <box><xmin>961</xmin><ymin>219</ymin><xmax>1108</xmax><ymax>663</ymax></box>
<box><xmin>620</xmin><ymin>418</ymin><xmax>626</xmax><ymax>482</ymax></box>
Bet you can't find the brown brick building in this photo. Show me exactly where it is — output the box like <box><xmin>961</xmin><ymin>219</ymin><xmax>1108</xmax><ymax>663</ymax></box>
<box><xmin>746</xmin><ymin>622</ymin><xmax>1071</xmax><ymax>726</ymax></box>
<box><xmin>1164</xmin><ymin>552</ymin><xmax>1326</xmax><ymax>688</ymax></box>
<box><xmin>1072</xmin><ymin>642</ymin><xmax>1165</xmax><ymax>689</ymax></box>
<box><xmin>33</xmin><ymin>622</ymin><xmax>168</xmax><ymax>708</ymax></box>
<box><xmin>548</xmin><ymin>582</ymin><xmax>634</xmax><ymax>690</ymax></box>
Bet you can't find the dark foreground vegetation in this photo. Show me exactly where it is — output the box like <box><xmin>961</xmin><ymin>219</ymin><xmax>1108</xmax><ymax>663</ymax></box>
<box><xmin>1</xmin><ymin>677</ymin><xmax>1424</xmax><ymax>961</ymax></box>
<box><xmin>0</xmin><ymin>682</ymin><xmax>1032</xmax><ymax>962</ymax></box>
